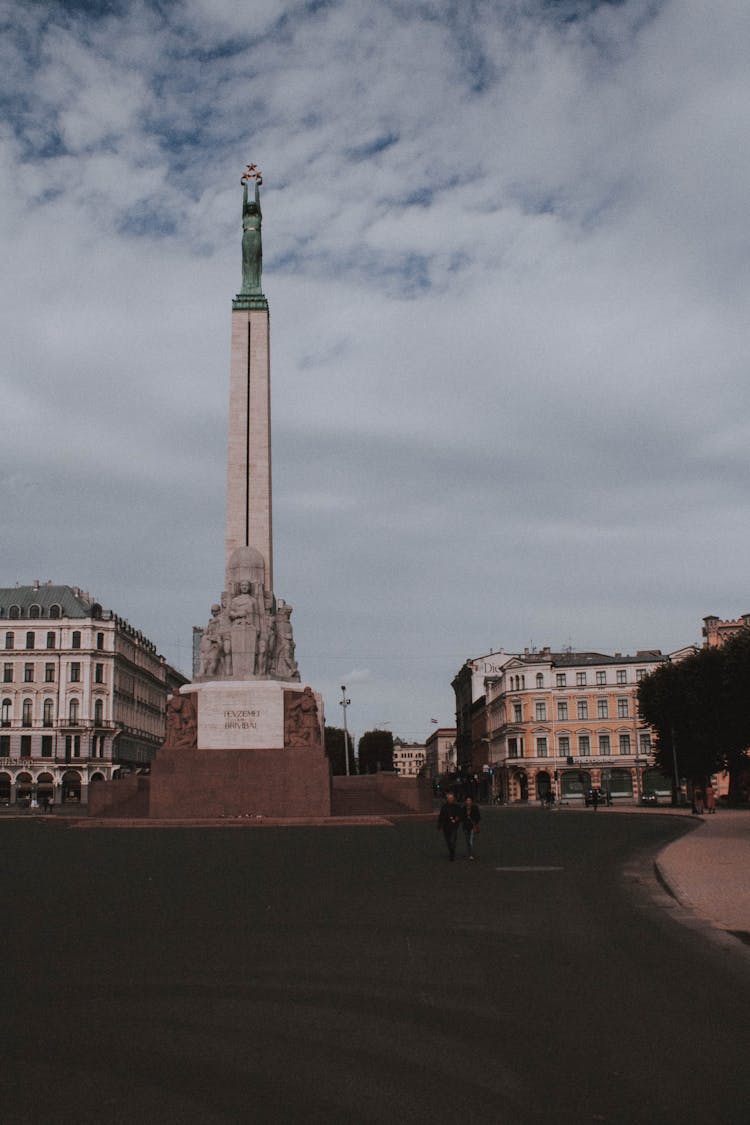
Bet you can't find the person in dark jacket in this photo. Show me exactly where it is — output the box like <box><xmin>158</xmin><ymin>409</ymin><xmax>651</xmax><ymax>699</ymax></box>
<box><xmin>437</xmin><ymin>792</ymin><xmax>461</xmax><ymax>861</ymax></box>
<box><xmin>461</xmin><ymin>796</ymin><xmax>481</xmax><ymax>859</ymax></box>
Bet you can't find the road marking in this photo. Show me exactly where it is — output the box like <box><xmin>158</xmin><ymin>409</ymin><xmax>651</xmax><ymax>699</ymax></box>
<box><xmin>495</xmin><ymin>865</ymin><xmax>564</xmax><ymax>872</ymax></box>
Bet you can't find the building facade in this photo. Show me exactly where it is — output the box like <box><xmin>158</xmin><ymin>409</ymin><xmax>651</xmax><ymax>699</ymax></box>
<box><xmin>392</xmin><ymin>739</ymin><xmax>426</xmax><ymax>778</ymax></box>
<box><xmin>424</xmin><ymin>727</ymin><xmax>457</xmax><ymax>780</ymax></box>
<box><xmin>702</xmin><ymin>613</ymin><xmax>750</xmax><ymax>648</ymax></box>
<box><xmin>0</xmin><ymin>583</ymin><xmax>187</xmax><ymax>807</ymax></box>
<box><xmin>451</xmin><ymin>651</ymin><xmax>516</xmax><ymax>771</ymax></box>
<box><xmin>484</xmin><ymin>648</ymin><xmax>685</xmax><ymax>804</ymax></box>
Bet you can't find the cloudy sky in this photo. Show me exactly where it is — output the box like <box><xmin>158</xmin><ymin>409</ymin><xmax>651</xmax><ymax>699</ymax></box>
<box><xmin>2</xmin><ymin>0</ymin><xmax>749</xmax><ymax>743</ymax></box>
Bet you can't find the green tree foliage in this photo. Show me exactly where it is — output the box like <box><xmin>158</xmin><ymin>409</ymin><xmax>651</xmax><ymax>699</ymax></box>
<box><xmin>638</xmin><ymin>632</ymin><xmax>750</xmax><ymax>796</ymax></box>
<box><xmin>324</xmin><ymin>726</ymin><xmax>356</xmax><ymax>775</ymax></box>
<box><xmin>357</xmin><ymin>729</ymin><xmax>394</xmax><ymax>774</ymax></box>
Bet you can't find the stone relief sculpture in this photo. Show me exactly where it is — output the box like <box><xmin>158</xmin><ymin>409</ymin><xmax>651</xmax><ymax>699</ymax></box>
<box><xmin>195</xmin><ymin>548</ymin><xmax>300</xmax><ymax>683</ymax></box>
<box><xmin>284</xmin><ymin>687</ymin><xmax>322</xmax><ymax>749</ymax></box>
<box><xmin>164</xmin><ymin>692</ymin><xmax>198</xmax><ymax>751</ymax></box>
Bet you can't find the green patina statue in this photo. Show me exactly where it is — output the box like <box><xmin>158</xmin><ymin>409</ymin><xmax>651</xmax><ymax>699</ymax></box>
<box><xmin>240</xmin><ymin>165</ymin><xmax>263</xmax><ymax>294</ymax></box>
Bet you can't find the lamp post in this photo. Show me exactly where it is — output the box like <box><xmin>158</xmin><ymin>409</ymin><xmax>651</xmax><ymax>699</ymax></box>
<box><xmin>340</xmin><ymin>686</ymin><xmax>351</xmax><ymax>776</ymax></box>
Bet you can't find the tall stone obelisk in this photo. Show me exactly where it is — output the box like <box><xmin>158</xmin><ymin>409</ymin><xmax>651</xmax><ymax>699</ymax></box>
<box><xmin>226</xmin><ymin>169</ymin><xmax>273</xmax><ymax>591</ymax></box>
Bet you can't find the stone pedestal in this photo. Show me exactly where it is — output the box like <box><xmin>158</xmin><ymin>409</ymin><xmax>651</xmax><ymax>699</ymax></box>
<box><xmin>147</xmin><ymin>680</ymin><xmax>330</xmax><ymax>819</ymax></box>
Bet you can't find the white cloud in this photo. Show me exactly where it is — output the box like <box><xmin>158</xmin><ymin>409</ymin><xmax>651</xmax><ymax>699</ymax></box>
<box><xmin>1</xmin><ymin>0</ymin><xmax>749</xmax><ymax>737</ymax></box>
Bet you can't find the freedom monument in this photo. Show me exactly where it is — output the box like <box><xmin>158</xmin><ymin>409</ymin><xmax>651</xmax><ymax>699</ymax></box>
<box><xmin>91</xmin><ymin>166</ymin><xmax>331</xmax><ymax>819</ymax></box>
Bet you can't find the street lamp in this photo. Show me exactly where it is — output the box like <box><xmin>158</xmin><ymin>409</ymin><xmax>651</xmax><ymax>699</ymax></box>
<box><xmin>340</xmin><ymin>686</ymin><xmax>351</xmax><ymax>776</ymax></box>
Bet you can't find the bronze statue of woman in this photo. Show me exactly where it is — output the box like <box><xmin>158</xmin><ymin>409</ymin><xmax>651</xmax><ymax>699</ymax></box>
<box><xmin>241</xmin><ymin>173</ymin><xmax>263</xmax><ymax>294</ymax></box>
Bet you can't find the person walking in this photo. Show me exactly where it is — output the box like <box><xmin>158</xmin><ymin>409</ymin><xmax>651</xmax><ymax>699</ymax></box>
<box><xmin>705</xmin><ymin>784</ymin><xmax>716</xmax><ymax>814</ymax></box>
<box><xmin>462</xmin><ymin>795</ymin><xmax>481</xmax><ymax>859</ymax></box>
<box><xmin>693</xmin><ymin>786</ymin><xmax>704</xmax><ymax>815</ymax></box>
<box><xmin>437</xmin><ymin>791</ymin><xmax>461</xmax><ymax>861</ymax></box>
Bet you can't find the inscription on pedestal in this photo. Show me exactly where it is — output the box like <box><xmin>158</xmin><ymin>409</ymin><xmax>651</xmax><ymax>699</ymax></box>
<box><xmin>196</xmin><ymin>683</ymin><xmax>285</xmax><ymax>749</ymax></box>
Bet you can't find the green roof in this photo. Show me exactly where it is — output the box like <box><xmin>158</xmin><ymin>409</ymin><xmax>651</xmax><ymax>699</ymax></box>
<box><xmin>0</xmin><ymin>584</ymin><xmax>107</xmax><ymax>621</ymax></box>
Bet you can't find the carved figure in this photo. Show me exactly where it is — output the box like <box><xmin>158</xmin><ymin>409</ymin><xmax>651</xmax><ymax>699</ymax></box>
<box><xmin>240</xmin><ymin>173</ymin><xmax>263</xmax><ymax>294</ymax></box>
<box><xmin>228</xmin><ymin>579</ymin><xmax>261</xmax><ymax>677</ymax></box>
<box><xmin>198</xmin><ymin>603</ymin><xmax>224</xmax><ymax>678</ymax></box>
<box><xmin>285</xmin><ymin>687</ymin><xmax>321</xmax><ymax>749</ymax></box>
<box><xmin>273</xmin><ymin>601</ymin><xmax>300</xmax><ymax>681</ymax></box>
<box><xmin>219</xmin><ymin>591</ymin><xmax>233</xmax><ymax>676</ymax></box>
<box><xmin>164</xmin><ymin>693</ymin><xmax>198</xmax><ymax>751</ymax></box>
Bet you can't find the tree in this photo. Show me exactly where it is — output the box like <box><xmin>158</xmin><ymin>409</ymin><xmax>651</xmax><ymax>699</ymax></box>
<box><xmin>324</xmin><ymin>725</ymin><xmax>355</xmax><ymax>775</ymax></box>
<box><xmin>638</xmin><ymin>634</ymin><xmax>750</xmax><ymax>800</ymax></box>
<box><xmin>357</xmin><ymin>729</ymin><xmax>394</xmax><ymax>774</ymax></box>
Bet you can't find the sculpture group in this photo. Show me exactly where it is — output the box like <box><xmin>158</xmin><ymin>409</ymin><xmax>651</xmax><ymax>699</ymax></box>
<box><xmin>196</xmin><ymin>546</ymin><xmax>300</xmax><ymax>683</ymax></box>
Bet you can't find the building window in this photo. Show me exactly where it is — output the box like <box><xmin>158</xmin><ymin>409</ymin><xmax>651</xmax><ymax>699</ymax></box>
<box><xmin>22</xmin><ymin>699</ymin><xmax>33</xmax><ymax>727</ymax></box>
<box><xmin>577</xmin><ymin>700</ymin><xmax>588</xmax><ymax>720</ymax></box>
<box><xmin>599</xmin><ymin>734</ymin><xmax>611</xmax><ymax>756</ymax></box>
<box><xmin>597</xmin><ymin>699</ymin><xmax>608</xmax><ymax>719</ymax></box>
<box><xmin>46</xmin><ymin>632</ymin><xmax>55</xmax><ymax>649</ymax></box>
<box><xmin>43</xmin><ymin>699</ymin><xmax>54</xmax><ymax>727</ymax></box>
<box><xmin>535</xmin><ymin>701</ymin><xmax>547</xmax><ymax>721</ymax></box>
<box><xmin>596</xmin><ymin>671</ymin><xmax>606</xmax><ymax>686</ymax></box>
<box><xmin>556</xmin><ymin>673</ymin><xmax>567</xmax><ymax>687</ymax></box>
<box><xmin>0</xmin><ymin>735</ymin><xmax>9</xmax><ymax>756</ymax></box>
<box><xmin>616</xmin><ymin>669</ymin><xmax>627</xmax><ymax>684</ymax></box>
<box><xmin>70</xmin><ymin>663</ymin><xmax>81</xmax><ymax>683</ymax></box>
<box><xmin>536</xmin><ymin>737</ymin><xmax>548</xmax><ymax>757</ymax></box>
<box><xmin>71</xmin><ymin>631</ymin><xmax>81</xmax><ymax>650</ymax></box>
<box><xmin>9</xmin><ymin>606</ymin><xmax>20</xmax><ymax>620</ymax></box>
<box><xmin>636</xmin><ymin>668</ymin><xmax>647</xmax><ymax>681</ymax></box>
<box><xmin>25</xmin><ymin>631</ymin><xmax>35</xmax><ymax>649</ymax></box>
<box><xmin>4</xmin><ymin>632</ymin><xmax>13</xmax><ymax>650</ymax></box>
<box><xmin>536</xmin><ymin>673</ymin><xmax>544</xmax><ymax>688</ymax></box>
<box><xmin>639</xmin><ymin>733</ymin><xmax>652</xmax><ymax>754</ymax></box>
<box><xmin>557</xmin><ymin>701</ymin><xmax>568</xmax><ymax>721</ymax></box>
<box><xmin>41</xmin><ymin>735</ymin><xmax>53</xmax><ymax>758</ymax></box>
<box><xmin>1</xmin><ymin>699</ymin><xmax>10</xmax><ymax>726</ymax></box>
<box><xmin>95</xmin><ymin>663</ymin><xmax>104</xmax><ymax>684</ymax></box>
<box><xmin>3</xmin><ymin>664</ymin><xmax>12</xmax><ymax>683</ymax></box>
<box><xmin>508</xmin><ymin>738</ymin><xmax>520</xmax><ymax>759</ymax></box>
<box><xmin>578</xmin><ymin>735</ymin><xmax>590</xmax><ymax>755</ymax></box>
<box><xmin>96</xmin><ymin>632</ymin><xmax>104</xmax><ymax>650</ymax></box>
<box><xmin>576</xmin><ymin>671</ymin><xmax>587</xmax><ymax>687</ymax></box>
<box><xmin>49</xmin><ymin>605</ymin><xmax>60</xmax><ymax>619</ymax></box>
<box><xmin>45</xmin><ymin>663</ymin><xmax>55</xmax><ymax>683</ymax></box>
<box><xmin>20</xmin><ymin>734</ymin><xmax>32</xmax><ymax>756</ymax></box>
<box><xmin>617</xmin><ymin>698</ymin><xmax>629</xmax><ymax>719</ymax></box>
<box><xmin>513</xmin><ymin>703</ymin><xmax>522</xmax><ymax>723</ymax></box>
<box><xmin>29</xmin><ymin>604</ymin><xmax>40</xmax><ymax>619</ymax></box>
<box><xmin>558</xmin><ymin>735</ymin><xmax>570</xmax><ymax>756</ymax></box>
<box><xmin>94</xmin><ymin>699</ymin><xmax>104</xmax><ymax>726</ymax></box>
<box><xmin>73</xmin><ymin>735</ymin><xmax>81</xmax><ymax>758</ymax></box>
<box><xmin>69</xmin><ymin>699</ymin><xmax>80</xmax><ymax>725</ymax></box>
<box><xmin>24</xmin><ymin>663</ymin><xmax>34</xmax><ymax>683</ymax></box>
<box><xmin>619</xmin><ymin>734</ymin><xmax>631</xmax><ymax>755</ymax></box>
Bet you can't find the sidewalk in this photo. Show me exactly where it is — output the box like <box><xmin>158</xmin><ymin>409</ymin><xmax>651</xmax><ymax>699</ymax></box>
<box><xmin>655</xmin><ymin>809</ymin><xmax>750</xmax><ymax>936</ymax></box>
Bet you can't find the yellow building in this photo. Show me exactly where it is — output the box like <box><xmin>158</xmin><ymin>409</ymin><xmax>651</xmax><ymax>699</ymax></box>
<box><xmin>485</xmin><ymin>647</ymin><xmax>695</xmax><ymax>804</ymax></box>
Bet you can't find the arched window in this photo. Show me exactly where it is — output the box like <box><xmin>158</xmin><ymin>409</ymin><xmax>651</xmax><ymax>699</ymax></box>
<box><xmin>29</xmin><ymin>605</ymin><xmax>41</xmax><ymax>619</ymax></box>
<box><xmin>49</xmin><ymin>605</ymin><xmax>61</xmax><ymax>619</ymax></box>
<box><xmin>69</xmin><ymin>699</ymin><xmax>79</xmax><ymax>725</ymax></box>
<box><xmin>94</xmin><ymin>699</ymin><xmax>104</xmax><ymax>724</ymax></box>
<box><xmin>9</xmin><ymin>605</ymin><xmax>20</xmax><ymax>620</ymax></box>
<box><xmin>22</xmin><ymin>699</ymin><xmax>33</xmax><ymax>727</ymax></box>
<box><xmin>1</xmin><ymin>699</ymin><xmax>11</xmax><ymax>726</ymax></box>
<box><xmin>43</xmin><ymin>699</ymin><xmax>54</xmax><ymax>727</ymax></box>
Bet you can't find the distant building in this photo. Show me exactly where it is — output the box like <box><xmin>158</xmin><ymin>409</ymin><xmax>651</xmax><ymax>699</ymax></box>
<box><xmin>0</xmin><ymin>582</ymin><xmax>187</xmax><ymax>807</ymax></box>
<box><xmin>702</xmin><ymin>614</ymin><xmax>750</xmax><ymax>648</ymax></box>
<box><xmin>451</xmin><ymin>650</ymin><xmax>516</xmax><ymax>772</ymax></box>
<box><xmin>392</xmin><ymin>739</ymin><xmax>426</xmax><ymax>778</ymax></box>
<box><xmin>482</xmin><ymin>647</ymin><xmax>696</xmax><ymax>804</ymax></box>
<box><xmin>424</xmin><ymin>727</ymin><xmax>457</xmax><ymax>779</ymax></box>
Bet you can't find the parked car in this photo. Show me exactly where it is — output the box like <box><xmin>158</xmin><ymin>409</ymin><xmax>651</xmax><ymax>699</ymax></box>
<box><xmin>585</xmin><ymin>788</ymin><xmax>611</xmax><ymax>807</ymax></box>
<box><xmin>640</xmin><ymin>792</ymin><xmax>659</xmax><ymax>806</ymax></box>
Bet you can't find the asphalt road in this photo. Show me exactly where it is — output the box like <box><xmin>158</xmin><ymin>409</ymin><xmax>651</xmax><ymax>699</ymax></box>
<box><xmin>3</xmin><ymin>809</ymin><xmax>749</xmax><ymax>1124</ymax></box>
